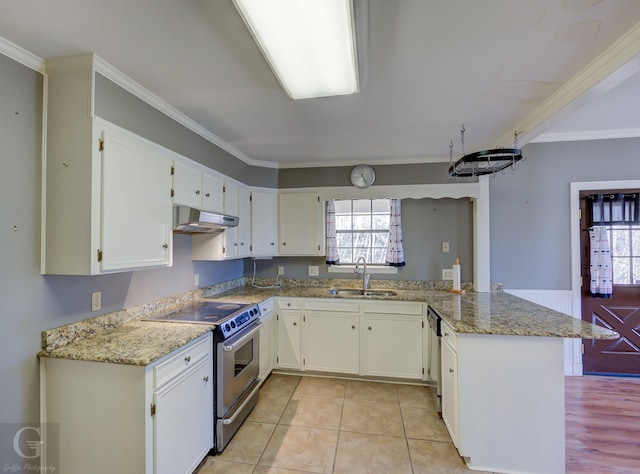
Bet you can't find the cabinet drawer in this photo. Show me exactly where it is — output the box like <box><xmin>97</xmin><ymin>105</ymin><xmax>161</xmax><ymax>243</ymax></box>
<box><xmin>278</xmin><ymin>298</ymin><xmax>301</xmax><ymax>310</ymax></box>
<box><xmin>304</xmin><ymin>299</ymin><xmax>359</xmax><ymax>313</ymax></box>
<box><xmin>154</xmin><ymin>334</ymin><xmax>211</xmax><ymax>389</ymax></box>
<box><xmin>441</xmin><ymin>321</ymin><xmax>458</xmax><ymax>351</ymax></box>
<box><xmin>362</xmin><ymin>300</ymin><xmax>423</xmax><ymax>315</ymax></box>
<box><xmin>259</xmin><ymin>298</ymin><xmax>274</xmax><ymax>315</ymax></box>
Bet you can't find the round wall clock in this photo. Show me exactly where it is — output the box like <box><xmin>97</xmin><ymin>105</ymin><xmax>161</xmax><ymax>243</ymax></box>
<box><xmin>350</xmin><ymin>164</ymin><xmax>376</xmax><ymax>188</ymax></box>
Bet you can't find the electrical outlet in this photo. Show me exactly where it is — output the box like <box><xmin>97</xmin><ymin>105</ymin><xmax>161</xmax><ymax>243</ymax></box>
<box><xmin>91</xmin><ymin>291</ymin><xmax>101</xmax><ymax>311</ymax></box>
<box><xmin>194</xmin><ymin>274</ymin><xmax>200</xmax><ymax>286</ymax></box>
<box><xmin>442</xmin><ymin>269</ymin><xmax>454</xmax><ymax>280</ymax></box>
<box><xmin>441</xmin><ymin>241</ymin><xmax>450</xmax><ymax>253</ymax></box>
<box><xmin>277</xmin><ymin>266</ymin><xmax>284</xmax><ymax>276</ymax></box>
<box><xmin>308</xmin><ymin>266</ymin><xmax>319</xmax><ymax>276</ymax></box>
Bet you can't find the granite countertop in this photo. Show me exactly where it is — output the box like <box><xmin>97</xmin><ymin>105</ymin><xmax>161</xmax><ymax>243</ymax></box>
<box><xmin>39</xmin><ymin>321</ymin><xmax>214</xmax><ymax>366</ymax></box>
<box><xmin>205</xmin><ymin>284</ymin><xmax>619</xmax><ymax>340</ymax></box>
<box><xmin>39</xmin><ymin>278</ymin><xmax>618</xmax><ymax>367</ymax></box>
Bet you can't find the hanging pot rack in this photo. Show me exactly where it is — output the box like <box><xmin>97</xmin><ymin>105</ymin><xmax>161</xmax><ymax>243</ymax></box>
<box><xmin>448</xmin><ymin>126</ymin><xmax>523</xmax><ymax>178</ymax></box>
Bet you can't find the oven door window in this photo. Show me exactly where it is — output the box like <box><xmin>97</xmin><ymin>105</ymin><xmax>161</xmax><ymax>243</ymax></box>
<box><xmin>233</xmin><ymin>338</ymin><xmax>254</xmax><ymax>377</ymax></box>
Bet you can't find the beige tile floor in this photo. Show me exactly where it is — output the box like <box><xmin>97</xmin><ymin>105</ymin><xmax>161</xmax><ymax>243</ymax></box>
<box><xmin>196</xmin><ymin>374</ymin><xmax>481</xmax><ymax>473</ymax></box>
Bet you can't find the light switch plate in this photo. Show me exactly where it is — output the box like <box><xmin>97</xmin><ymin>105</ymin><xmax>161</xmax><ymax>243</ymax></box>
<box><xmin>308</xmin><ymin>266</ymin><xmax>319</xmax><ymax>276</ymax></box>
<box><xmin>277</xmin><ymin>266</ymin><xmax>285</xmax><ymax>276</ymax></box>
<box><xmin>442</xmin><ymin>269</ymin><xmax>454</xmax><ymax>280</ymax></box>
<box><xmin>441</xmin><ymin>241</ymin><xmax>450</xmax><ymax>253</ymax></box>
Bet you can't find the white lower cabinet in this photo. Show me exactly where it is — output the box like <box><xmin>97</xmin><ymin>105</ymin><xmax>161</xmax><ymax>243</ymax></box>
<box><xmin>258</xmin><ymin>298</ymin><xmax>275</xmax><ymax>381</ymax></box>
<box><xmin>303</xmin><ymin>300</ymin><xmax>360</xmax><ymax>374</ymax></box>
<box><xmin>276</xmin><ymin>299</ymin><xmax>303</xmax><ymax>369</ymax></box>
<box><xmin>274</xmin><ymin>298</ymin><xmax>425</xmax><ymax>380</ymax></box>
<box><xmin>440</xmin><ymin>325</ymin><xmax>459</xmax><ymax>447</ymax></box>
<box><xmin>41</xmin><ymin>332</ymin><xmax>213</xmax><ymax>474</ymax></box>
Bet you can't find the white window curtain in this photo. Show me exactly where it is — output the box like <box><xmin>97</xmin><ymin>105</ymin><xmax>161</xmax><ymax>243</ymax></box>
<box><xmin>325</xmin><ymin>200</ymin><xmax>340</xmax><ymax>264</ymax></box>
<box><xmin>385</xmin><ymin>198</ymin><xmax>405</xmax><ymax>267</ymax></box>
<box><xmin>589</xmin><ymin>226</ymin><xmax>613</xmax><ymax>298</ymax></box>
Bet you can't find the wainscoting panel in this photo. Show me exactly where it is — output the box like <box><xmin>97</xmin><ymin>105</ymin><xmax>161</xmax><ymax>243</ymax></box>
<box><xmin>504</xmin><ymin>289</ymin><xmax>582</xmax><ymax>376</ymax></box>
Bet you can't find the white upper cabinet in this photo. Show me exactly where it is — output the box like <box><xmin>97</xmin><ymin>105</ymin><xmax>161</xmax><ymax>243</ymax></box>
<box><xmin>251</xmin><ymin>191</ymin><xmax>277</xmax><ymax>257</ymax></box>
<box><xmin>42</xmin><ymin>55</ymin><xmax>173</xmax><ymax>275</ymax></box>
<box><xmin>172</xmin><ymin>161</ymin><xmax>224</xmax><ymax>213</ymax></box>
<box><xmin>279</xmin><ymin>192</ymin><xmax>325</xmax><ymax>256</ymax></box>
<box><xmin>238</xmin><ymin>187</ymin><xmax>251</xmax><ymax>258</ymax></box>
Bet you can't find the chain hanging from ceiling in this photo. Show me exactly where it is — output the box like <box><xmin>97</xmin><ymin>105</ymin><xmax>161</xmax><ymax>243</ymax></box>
<box><xmin>448</xmin><ymin>125</ymin><xmax>524</xmax><ymax>180</ymax></box>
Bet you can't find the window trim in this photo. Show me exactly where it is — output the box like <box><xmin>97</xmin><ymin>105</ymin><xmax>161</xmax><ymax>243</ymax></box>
<box><xmin>327</xmin><ymin>264</ymin><xmax>398</xmax><ymax>275</ymax></box>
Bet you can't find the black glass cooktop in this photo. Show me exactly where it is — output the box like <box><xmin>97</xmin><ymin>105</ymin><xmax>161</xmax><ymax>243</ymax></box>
<box><xmin>152</xmin><ymin>301</ymin><xmax>248</xmax><ymax>323</ymax></box>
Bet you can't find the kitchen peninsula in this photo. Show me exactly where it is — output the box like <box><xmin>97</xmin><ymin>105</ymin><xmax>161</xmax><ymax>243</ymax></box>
<box><xmin>39</xmin><ymin>278</ymin><xmax>617</xmax><ymax>474</ymax></box>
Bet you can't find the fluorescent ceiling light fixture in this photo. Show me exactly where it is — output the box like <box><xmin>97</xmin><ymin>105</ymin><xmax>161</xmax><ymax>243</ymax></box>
<box><xmin>233</xmin><ymin>0</ymin><xmax>359</xmax><ymax>100</ymax></box>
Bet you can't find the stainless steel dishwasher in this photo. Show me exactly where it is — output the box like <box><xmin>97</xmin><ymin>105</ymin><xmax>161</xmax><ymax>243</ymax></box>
<box><xmin>427</xmin><ymin>306</ymin><xmax>442</xmax><ymax>412</ymax></box>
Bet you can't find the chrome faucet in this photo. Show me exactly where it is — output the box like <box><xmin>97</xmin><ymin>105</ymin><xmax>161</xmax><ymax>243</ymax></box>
<box><xmin>355</xmin><ymin>256</ymin><xmax>371</xmax><ymax>292</ymax></box>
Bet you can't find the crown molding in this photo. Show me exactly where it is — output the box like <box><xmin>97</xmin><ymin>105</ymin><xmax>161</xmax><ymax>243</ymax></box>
<box><xmin>494</xmin><ymin>21</ymin><xmax>640</xmax><ymax>148</ymax></box>
<box><xmin>91</xmin><ymin>55</ymin><xmax>279</xmax><ymax>169</ymax></box>
<box><xmin>530</xmin><ymin>128</ymin><xmax>640</xmax><ymax>143</ymax></box>
<box><xmin>0</xmin><ymin>36</ymin><xmax>44</xmax><ymax>73</ymax></box>
<box><xmin>278</xmin><ymin>154</ymin><xmax>450</xmax><ymax>169</ymax></box>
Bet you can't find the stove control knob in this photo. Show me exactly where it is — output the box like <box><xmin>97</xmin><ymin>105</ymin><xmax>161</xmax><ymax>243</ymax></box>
<box><xmin>225</xmin><ymin>323</ymin><xmax>231</xmax><ymax>332</ymax></box>
<box><xmin>230</xmin><ymin>321</ymin><xmax>236</xmax><ymax>328</ymax></box>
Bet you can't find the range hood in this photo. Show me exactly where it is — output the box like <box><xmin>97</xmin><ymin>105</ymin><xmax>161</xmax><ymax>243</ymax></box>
<box><xmin>173</xmin><ymin>206</ymin><xmax>239</xmax><ymax>234</ymax></box>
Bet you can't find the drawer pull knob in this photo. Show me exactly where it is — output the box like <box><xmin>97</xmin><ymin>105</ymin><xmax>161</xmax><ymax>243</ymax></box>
<box><xmin>184</xmin><ymin>356</ymin><xmax>191</xmax><ymax>363</ymax></box>
<box><xmin>368</xmin><ymin>326</ymin><xmax>372</xmax><ymax>331</ymax></box>
<box><xmin>352</xmin><ymin>325</ymin><xmax>356</xmax><ymax>329</ymax></box>
<box><xmin>293</xmin><ymin>322</ymin><xmax>297</xmax><ymax>326</ymax></box>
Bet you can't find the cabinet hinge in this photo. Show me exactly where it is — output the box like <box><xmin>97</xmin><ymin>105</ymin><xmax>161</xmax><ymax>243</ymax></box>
<box><xmin>151</xmin><ymin>403</ymin><xmax>156</xmax><ymax>416</ymax></box>
<box><xmin>303</xmin><ymin>315</ymin><xmax>305</xmax><ymax>322</ymax></box>
<box><xmin>422</xmin><ymin>321</ymin><xmax>424</xmax><ymax>328</ymax></box>
<box><xmin>98</xmin><ymin>138</ymin><xmax>104</xmax><ymax>152</ymax></box>
<box><xmin>222</xmin><ymin>246</ymin><xmax>226</xmax><ymax>254</ymax></box>
<box><xmin>578</xmin><ymin>208</ymin><xmax>582</xmax><ymax>220</ymax></box>
<box><xmin>250</xmin><ymin>194</ymin><xmax>253</xmax><ymax>202</ymax></box>
<box><xmin>317</xmin><ymin>196</ymin><xmax>320</xmax><ymax>202</ymax></box>
<box><xmin>303</xmin><ymin>358</ymin><xmax>306</xmax><ymax>365</ymax></box>
<box><xmin>580</xmin><ymin>276</ymin><xmax>583</xmax><ymax>288</ymax></box>
<box><xmin>276</xmin><ymin>314</ymin><xmax>279</xmax><ymax>321</ymax></box>
<box><xmin>276</xmin><ymin>356</ymin><xmax>279</xmax><ymax>363</ymax></box>
<box><xmin>317</xmin><ymin>244</ymin><xmax>321</xmax><ymax>251</ymax></box>
<box><xmin>97</xmin><ymin>249</ymin><xmax>102</xmax><ymax>262</ymax></box>
<box><xmin>581</xmin><ymin>343</ymin><xmax>585</xmax><ymax>354</ymax></box>
<box><xmin>223</xmin><ymin>185</ymin><xmax>226</xmax><ymax>193</ymax></box>
<box><xmin>171</xmin><ymin>188</ymin><xmax>174</xmax><ymax>198</ymax></box>
<box><xmin>422</xmin><ymin>367</ymin><xmax>425</xmax><ymax>375</ymax></box>
<box><xmin>170</xmin><ymin>166</ymin><xmax>175</xmax><ymax>176</ymax></box>
<box><xmin>250</xmin><ymin>245</ymin><xmax>253</xmax><ymax>252</ymax></box>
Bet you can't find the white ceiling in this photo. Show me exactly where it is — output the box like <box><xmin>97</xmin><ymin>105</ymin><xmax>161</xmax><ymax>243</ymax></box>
<box><xmin>1</xmin><ymin>0</ymin><xmax>640</xmax><ymax>169</ymax></box>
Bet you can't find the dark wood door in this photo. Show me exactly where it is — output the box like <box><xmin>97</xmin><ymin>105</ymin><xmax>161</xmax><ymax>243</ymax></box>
<box><xmin>580</xmin><ymin>192</ymin><xmax>640</xmax><ymax>375</ymax></box>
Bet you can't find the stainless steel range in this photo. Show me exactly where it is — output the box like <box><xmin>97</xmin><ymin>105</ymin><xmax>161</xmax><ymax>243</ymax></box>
<box><xmin>150</xmin><ymin>300</ymin><xmax>261</xmax><ymax>453</ymax></box>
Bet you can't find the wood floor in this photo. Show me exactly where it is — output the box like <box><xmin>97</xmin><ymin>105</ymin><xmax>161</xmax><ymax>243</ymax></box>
<box><xmin>565</xmin><ymin>375</ymin><xmax>640</xmax><ymax>473</ymax></box>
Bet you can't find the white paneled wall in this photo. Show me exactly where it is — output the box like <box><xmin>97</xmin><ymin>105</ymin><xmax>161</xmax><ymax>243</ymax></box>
<box><xmin>505</xmin><ymin>289</ymin><xmax>582</xmax><ymax>376</ymax></box>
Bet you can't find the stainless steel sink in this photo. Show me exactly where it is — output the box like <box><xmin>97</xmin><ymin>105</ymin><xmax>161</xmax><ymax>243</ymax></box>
<box><xmin>328</xmin><ymin>288</ymin><xmax>397</xmax><ymax>297</ymax></box>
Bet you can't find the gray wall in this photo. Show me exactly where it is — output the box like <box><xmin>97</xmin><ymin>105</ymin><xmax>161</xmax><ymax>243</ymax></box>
<box><xmin>0</xmin><ymin>56</ymin><xmax>243</xmax><ymax>430</ymax></box>
<box><xmin>278</xmin><ymin>162</ymin><xmax>454</xmax><ymax>188</ymax></box>
<box><xmin>490</xmin><ymin>138</ymin><xmax>640</xmax><ymax>290</ymax></box>
<box><xmin>244</xmin><ymin>197</ymin><xmax>474</xmax><ymax>283</ymax></box>
<box><xmin>95</xmin><ymin>74</ymin><xmax>278</xmax><ymax>188</ymax></box>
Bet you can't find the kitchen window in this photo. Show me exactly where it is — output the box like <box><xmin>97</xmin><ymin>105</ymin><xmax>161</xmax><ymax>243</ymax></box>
<box><xmin>610</xmin><ymin>224</ymin><xmax>640</xmax><ymax>284</ymax></box>
<box><xmin>334</xmin><ymin>199</ymin><xmax>391</xmax><ymax>264</ymax></box>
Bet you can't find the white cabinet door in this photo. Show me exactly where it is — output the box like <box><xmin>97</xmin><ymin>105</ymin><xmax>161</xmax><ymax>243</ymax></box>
<box><xmin>201</xmin><ymin>172</ymin><xmax>224</xmax><ymax>213</ymax></box>
<box><xmin>259</xmin><ymin>310</ymin><xmax>275</xmax><ymax>381</ymax></box>
<box><xmin>223</xmin><ymin>182</ymin><xmax>239</xmax><ymax>258</ymax></box>
<box><xmin>304</xmin><ymin>311</ymin><xmax>359</xmax><ymax>374</ymax></box>
<box><xmin>363</xmin><ymin>315</ymin><xmax>423</xmax><ymax>379</ymax></box>
<box><xmin>251</xmin><ymin>191</ymin><xmax>277</xmax><ymax>257</ymax></box>
<box><xmin>441</xmin><ymin>337</ymin><xmax>459</xmax><ymax>448</ymax></box>
<box><xmin>279</xmin><ymin>193</ymin><xmax>323</xmax><ymax>256</ymax></box>
<box><xmin>277</xmin><ymin>310</ymin><xmax>302</xmax><ymax>369</ymax></box>
<box><xmin>100</xmin><ymin>127</ymin><xmax>172</xmax><ymax>272</ymax></box>
<box><xmin>154</xmin><ymin>357</ymin><xmax>213</xmax><ymax>474</ymax></box>
<box><xmin>172</xmin><ymin>161</ymin><xmax>202</xmax><ymax>209</ymax></box>
<box><xmin>238</xmin><ymin>187</ymin><xmax>251</xmax><ymax>258</ymax></box>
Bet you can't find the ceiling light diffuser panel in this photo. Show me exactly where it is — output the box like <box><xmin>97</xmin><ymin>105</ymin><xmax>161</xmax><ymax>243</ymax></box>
<box><xmin>233</xmin><ymin>0</ymin><xmax>359</xmax><ymax>100</ymax></box>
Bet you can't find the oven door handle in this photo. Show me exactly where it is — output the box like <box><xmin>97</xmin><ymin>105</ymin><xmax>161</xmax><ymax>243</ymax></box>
<box><xmin>222</xmin><ymin>321</ymin><xmax>262</xmax><ymax>352</ymax></box>
<box><xmin>222</xmin><ymin>378</ymin><xmax>261</xmax><ymax>425</ymax></box>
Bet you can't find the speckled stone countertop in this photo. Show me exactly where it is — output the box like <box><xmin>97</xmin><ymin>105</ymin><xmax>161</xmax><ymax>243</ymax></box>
<box><xmin>40</xmin><ymin>321</ymin><xmax>214</xmax><ymax>366</ymax></box>
<box><xmin>204</xmin><ymin>281</ymin><xmax>619</xmax><ymax>340</ymax></box>
<box><xmin>39</xmin><ymin>277</ymin><xmax>617</xmax><ymax>367</ymax></box>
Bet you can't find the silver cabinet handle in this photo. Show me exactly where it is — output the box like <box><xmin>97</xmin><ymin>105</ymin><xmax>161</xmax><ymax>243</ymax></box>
<box><xmin>162</xmin><ymin>243</ymin><xmax>168</xmax><ymax>249</ymax></box>
<box><xmin>444</xmin><ymin>332</ymin><xmax>450</xmax><ymax>337</ymax></box>
<box><xmin>449</xmin><ymin>368</ymin><xmax>454</xmax><ymax>374</ymax></box>
<box><xmin>205</xmin><ymin>193</ymin><xmax>210</xmax><ymax>197</ymax></box>
<box><xmin>195</xmin><ymin>190</ymin><xmax>200</xmax><ymax>195</ymax></box>
<box><xmin>203</xmin><ymin>376</ymin><xmax>209</xmax><ymax>382</ymax></box>
<box><xmin>184</xmin><ymin>356</ymin><xmax>191</xmax><ymax>363</ymax></box>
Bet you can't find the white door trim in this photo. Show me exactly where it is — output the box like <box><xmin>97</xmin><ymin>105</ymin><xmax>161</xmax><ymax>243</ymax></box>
<box><xmin>569</xmin><ymin>179</ymin><xmax>640</xmax><ymax>375</ymax></box>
